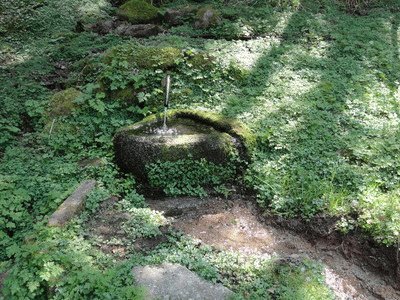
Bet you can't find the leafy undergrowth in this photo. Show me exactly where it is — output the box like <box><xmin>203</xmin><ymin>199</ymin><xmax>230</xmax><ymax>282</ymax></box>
<box><xmin>1</xmin><ymin>0</ymin><xmax>400</xmax><ymax>298</ymax></box>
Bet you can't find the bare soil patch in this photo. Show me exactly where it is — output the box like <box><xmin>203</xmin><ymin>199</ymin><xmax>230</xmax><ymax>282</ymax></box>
<box><xmin>87</xmin><ymin>194</ymin><xmax>400</xmax><ymax>299</ymax></box>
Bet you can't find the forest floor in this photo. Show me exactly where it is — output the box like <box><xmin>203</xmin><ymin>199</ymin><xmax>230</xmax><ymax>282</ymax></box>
<box><xmin>2</xmin><ymin>0</ymin><xmax>400</xmax><ymax>298</ymax></box>
<box><xmin>87</xmin><ymin>194</ymin><xmax>400</xmax><ymax>300</ymax></box>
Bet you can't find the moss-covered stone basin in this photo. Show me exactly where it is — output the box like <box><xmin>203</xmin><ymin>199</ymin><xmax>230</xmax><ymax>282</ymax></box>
<box><xmin>114</xmin><ymin>110</ymin><xmax>254</xmax><ymax>181</ymax></box>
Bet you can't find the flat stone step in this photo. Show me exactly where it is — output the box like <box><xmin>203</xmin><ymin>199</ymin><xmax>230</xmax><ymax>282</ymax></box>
<box><xmin>48</xmin><ymin>180</ymin><xmax>96</xmax><ymax>227</ymax></box>
<box><xmin>132</xmin><ymin>263</ymin><xmax>233</xmax><ymax>300</ymax></box>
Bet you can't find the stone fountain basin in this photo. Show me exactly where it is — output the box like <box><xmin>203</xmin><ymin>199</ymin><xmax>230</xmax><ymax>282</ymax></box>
<box><xmin>114</xmin><ymin>113</ymin><xmax>244</xmax><ymax>181</ymax></box>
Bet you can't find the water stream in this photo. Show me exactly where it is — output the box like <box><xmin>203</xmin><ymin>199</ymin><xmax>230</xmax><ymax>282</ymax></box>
<box><xmin>163</xmin><ymin>74</ymin><xmax>171</xmax><ymax>131</ymax></box>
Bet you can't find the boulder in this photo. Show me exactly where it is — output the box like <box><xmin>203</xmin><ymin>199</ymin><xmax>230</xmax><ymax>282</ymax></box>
<box><xmin>164</xmin><ymin>7</ymin><xmax>194</xmax><ymax>26</ymax></box>
<box><xmin>102</xmin><ymin>44</ymin><xmax>181</xmax><ymax>70</ymax></box>
<box><xmin>133</xmin><ymin>263</ymin><xmax>233</xmax><ymax>299</ymax></box>
<box><xmin>195</xmin><ymin>7</ymin><xmax>221</xmax><ymax>29</ymax></box>
<box><xmin>90</xmin><ymin>19</ymin><xmax>117</xmax><ymax>35</ymax></box>
<box><xmin>48</xmin><ymin>180</ymin><xmax>96</xmax><ymax>227</ymax></box>
<box><xmin>114</xmin><ymin>23</ymin><xmax>163</xmax><ymax>37</ymax></box>
<box><xmin>114</xmin><ymin>110</ymin><xmax>255</xmax><ymax>181</ymax></box>
<box><xmin>117</xmin><ymin>0</ymin><xmax>159</xmax><ymax>24</ymax></box>
<box><xmin>114</xmin><ymin>118</ymin><xmax>236</xmax><ymax>181</ymax></box>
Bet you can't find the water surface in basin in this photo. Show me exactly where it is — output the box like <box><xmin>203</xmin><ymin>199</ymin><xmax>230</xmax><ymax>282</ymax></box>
<box><xmin>132</xmin><ymin>118</ymin><xmax>218</xmax><ymax>137</ymax></box>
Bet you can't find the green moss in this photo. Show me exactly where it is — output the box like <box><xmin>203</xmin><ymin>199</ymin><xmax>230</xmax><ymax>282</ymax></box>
<box><xmin>102</xmin><ymin>44</ymin><xmax>182</xmax><ymax>70</ymax></box>
<box><xmin>117</xmin><ymin>0</ymin><xmax>159</xmax><ymax>24</ymax></box>
<box><xmin>195</xmin><ymin>7</ymin><xmax>221</xmax><ymax>28</ymax></box>
<box><xmin>135</xmin><ymin>46</ymin><xmax>182</xmax><ymax>69</ymax></box>
<box><xmin>46</xmin><ymin>88</ymin><xmax>82</xmax><ymax>119</ymax></box>
<box><xmin>117</xmin><ymin>109</ymin><xmax>256</xmax><ymax>160</ymax></box>
<box><xmin>186</xmin><ymin>51</ymin><xmax>215</xmax><ymax>70</ymax></box>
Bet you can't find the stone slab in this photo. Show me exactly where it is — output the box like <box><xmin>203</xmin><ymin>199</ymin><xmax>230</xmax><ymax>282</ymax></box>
<box><xmin>48</xmin><ymin>180</ymin><xmax>96</xmax><ymax>227</ymax></box>
<box><xmin>132</xmin><ymin>263</ymin><xmax>233</xmax><ymax>300</ymax></box>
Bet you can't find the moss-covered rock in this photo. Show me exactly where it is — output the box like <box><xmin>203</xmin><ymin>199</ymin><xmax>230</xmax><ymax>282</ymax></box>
<box><xmin>195</xmin><ymin>7</ymin><xmax>221</xmax><ymax>29</ymax></box>
<box><xmin>99</xmin><ymin>44</ymin><xmax>181</xmax><ymax>104</ymax></box>
<box><xmin>136</xmin><ymin>46</ymin><xmax>182</xmax><ymax>69</ymax></box>
<box><xmin>117</xmin><ymin>0</ymin><xmax>159</xmax><ymax>24</ymax></box>
<box><xmin>129</xmin><ymin>109</ymin><xmax>256</xmax><ymax>156</ymax></box>
<box><xmin>114</xmin><ymin>110</ymin><xmax>255</xmax><ymax>181</ymax></box>
<box><xmin>103</xmin><ymin>44</ymin><xmax>182</xmax><ymax>70</ymax></box>
<box><xmin>164</xmin><ymin>7</ymin><xmax>196</xmax><ymax>26</ymax></box>
<box><xmin>46</xmin><ymin>88</ymin><xmax>82</xmax><ymax>119</ymax></box>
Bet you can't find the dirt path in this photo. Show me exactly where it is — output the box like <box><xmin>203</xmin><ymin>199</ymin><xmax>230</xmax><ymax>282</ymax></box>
<box><xmin>147</xmin><ymin>196</ymin><xmax>400</xmax><ymax>300</ymax></box>
<box><xmin>87</xmin><ymin>195</ymin><xmax>400</xmax><ymax>299</ymax></box>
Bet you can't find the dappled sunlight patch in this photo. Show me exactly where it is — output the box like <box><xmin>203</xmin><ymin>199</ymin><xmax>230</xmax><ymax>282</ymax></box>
<box><xmin>274</xmin><ymin>11</ymin><xmax>295</xmax><ymax>36</ymax></box>
<box><xmin>76</xmin><ymin>0</ymin><xmax>112</xmax><ymax>22</ymax></box>
<box><xmin>139</xmin><ymin>235</ymin><xmax>335</xmax><ymax>299</ymax></box>
<box><xmin>0</xmin><ymin>45</ymin><xmax>32</xmax><ymax>67</ymax></box>
<box><xmin>121</xmin><ymin>205</ymin><xmax>170</xmax><ymax>240</ymax></box>
<box><xmin>205</xmin><ymin>37</ymin><xmax>279</xmax><ymax>70</ymax></box>
<box><xmin>357</xmin><ymin>187</ymin><xmax>400</xmax><ymax>245</ymax></box>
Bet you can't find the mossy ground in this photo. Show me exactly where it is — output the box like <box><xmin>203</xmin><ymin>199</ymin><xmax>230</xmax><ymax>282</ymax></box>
<box><xmin>117</xmin><ymin>0</ymin><xmax>159</xmax><ymax>24</ymax></box>
<box><xmin>1</xmin><ymin>0</ymin><xmax>399</xmax><ymax>298</ymax></box>
<box><xmin>46</xmin><ymin>88</ymin><xmax>82</xmax><ymax>119</ymax></box>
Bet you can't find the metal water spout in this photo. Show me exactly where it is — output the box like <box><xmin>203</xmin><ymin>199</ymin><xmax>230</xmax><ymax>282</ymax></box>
<box><xmin>163</xmin><ymin>74</ymin><xmax>171</xmax><ymax>129</ymax></box>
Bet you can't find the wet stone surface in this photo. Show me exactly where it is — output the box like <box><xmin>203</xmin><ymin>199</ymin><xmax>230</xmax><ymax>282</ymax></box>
<box><xmin>132</xmin><ymin>263</ymin><xmax>233</xmax><ymax>300</ymax></box>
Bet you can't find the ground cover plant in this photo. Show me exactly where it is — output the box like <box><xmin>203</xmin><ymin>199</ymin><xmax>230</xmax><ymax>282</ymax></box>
<box><xmin>1</xmin><ymin>0</ymin><xmax>400</xmax><ymax>298</ymax></box>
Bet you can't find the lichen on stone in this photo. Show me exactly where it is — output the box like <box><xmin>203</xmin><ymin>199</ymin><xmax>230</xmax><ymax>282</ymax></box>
<box><xmin>117</xmin><ymin>0</ymin><xmax>159</xmax><ymax>24</ymax></box>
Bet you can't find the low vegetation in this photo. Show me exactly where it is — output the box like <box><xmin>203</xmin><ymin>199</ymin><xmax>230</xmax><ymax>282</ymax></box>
<box><xmin>0</xmin><ymin>0</ymin><xmax>399</xmax><ymax>298</ymax></box>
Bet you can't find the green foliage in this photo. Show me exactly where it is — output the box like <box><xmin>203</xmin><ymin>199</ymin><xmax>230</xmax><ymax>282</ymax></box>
<box><xmin>0</xmin><ymin>177</ymin><xmax>31</xmax><ymax>234</ymax></box>
<box><xmin>121</xmin><ymin>205</ymin><xmax>170</xmax><ymax>240</ymax></box>
<box><xmin>339</xmin><ymin>0</ymin><xmax>374</xmax><ymax>14</ymax></box>
<box><xmin>117</xmin><ymin>0</ymin><xmax>159</xmax><ymax>24</ymax></box>
<box><xmin>46</xmin><ymin>88</ymin><xmax>82</xmax><ymax>119</ymax></box>
<box><xmin>137</xmin><ymin>235</ymin><xmax>334</xmax><ymax>299</ymax></box>
<box><xmin>357</xmin><ymin>187</ymin><xmax>400</xmax><ymax>245</ymax></box>
<box><xmin>124</xmin><ymin>190</ymin><xmax>146</xmax><ymax>207</ymax></box>
<box><xmin>0</xmin><ymin>146</ymin><xmax>78</xmax><ymax>234</ymax></box>
<box><xmin>268</xmin><ymin>0</ymin><xmax>301</xmax><ymax>8</ymax></box>
<box><xmin>97</xmin><ymin>42</ymin><xmax>239</xmax><ymax>109</ymax></box>
<box><xmin>84</xmin><ymin>188</ymin><xmax>110</xmax><ymax>215</ymax></box>
<box><xmin>147</xmin><ymin>158</ymin><xmax>237</xmax><ymax>197</ymax></box>
<box><xmin>2</xmin><ymin>226</ymin><xmax>144</xmax><ymax>299</ymax></box>
<box><xmin>1</xmin><ymin>1</ymin><xmax>400</xmax><ymax>298</ymax></box>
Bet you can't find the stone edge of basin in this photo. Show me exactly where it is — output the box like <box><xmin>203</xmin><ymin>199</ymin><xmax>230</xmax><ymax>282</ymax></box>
<box><xmin>48</xmin><ymin>179</ymin><xmax>96</xmax><ymax>227</ymax></box>
<box><xmin>114</xmin><ymin>109</ymin><xmax>256</xmax><ymax>161</ymax></box>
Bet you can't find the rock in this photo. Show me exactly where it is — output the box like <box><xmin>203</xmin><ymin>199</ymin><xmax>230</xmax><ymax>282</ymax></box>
<box><xmin>132</xmin><ymin>263</ymin><xmax>233</xmax><ymax>299</ymax></box>
<box><xmin>78</xmin><ymin>157</ymin><xmax>106</xmax><ymax>168</ymax></box>
<box><xmin>102</xmin><ymin>44</ymin><xmax>181</xmax><ymax>70</ymax></box>
<box><xmin>114</xmin><ymin>23</ymin><xmax>162</xmax><ymax>37</ymax></box>
<box><xmin>164</xmin><ymin>8</ymin><xmax>194</xmax><ymax>26</ymax></box>
<box><xmin>117</xmin><ymin>0</ymin><xmax>159</xmax><ymax>24</ymax></box>
<box><xmin>114</xmin><ymin>116</ymin><xmax>238</xmax><ymax>181</ymax></box>
<box><xmin>195</xmin><ymin>7</ymin><xmax>221</xmax><ymax>29</ymax></box>
<box><xmin>91</xmin><ymin>19</ymin><xmax>117</xmax><ymax>35</ymax></box>
<box><xmin>114</xmin><ymin>110</ymin><xmax>255</xmax><ymax>181</ymax></box>
<box><xmin>48</xmin><ymin>180</ymin><xmax>96</xmax><ymax>227</ymax></box>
